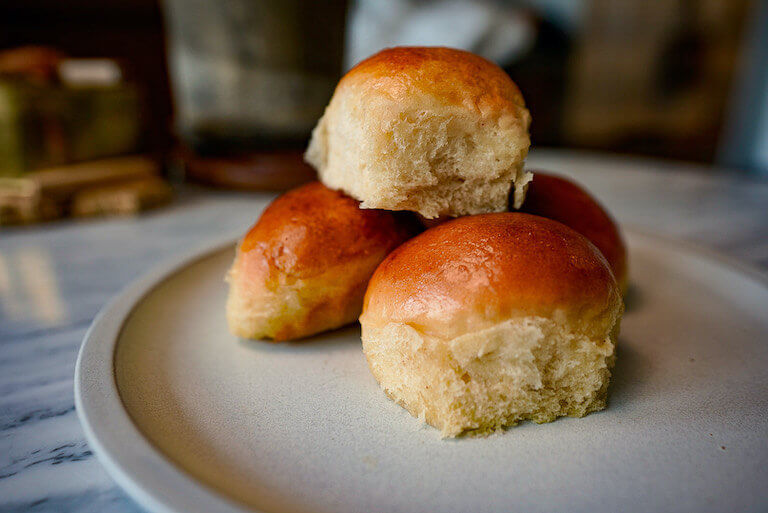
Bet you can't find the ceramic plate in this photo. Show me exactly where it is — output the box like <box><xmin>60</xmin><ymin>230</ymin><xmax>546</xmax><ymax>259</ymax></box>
<box><xmin>75</xmin><ymin>229</ymin><xmax>768</xmax><ymax>513</ymax></box>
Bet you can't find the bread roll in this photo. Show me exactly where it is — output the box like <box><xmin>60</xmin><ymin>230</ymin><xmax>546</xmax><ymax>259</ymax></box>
<box><xmin>360</xmin><ymin>213</ymin><xmax>623</xmax><ymax>437</ymax></box>
<box><xmin>226</xmin><ymin>182</ymin><xmax>418</xmax><ymax>341</ymax></box>
<box><xmin>306</xmin><ymin>47</ymin><xmax>531</xmax><ymax>219</ymax></box>
<box><xmin>519</xmin><ymin>172</ymin><xmax>628</xmax><ymax>290</ymax></box>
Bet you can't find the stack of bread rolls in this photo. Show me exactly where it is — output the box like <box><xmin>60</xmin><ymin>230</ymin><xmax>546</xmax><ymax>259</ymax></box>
<box><xmin>227</xmin><ymin>47</ymin><xmax>626</xmax><ymax>437</ymax></box>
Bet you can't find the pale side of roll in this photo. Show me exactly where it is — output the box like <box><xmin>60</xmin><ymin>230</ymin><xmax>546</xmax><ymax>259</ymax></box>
<box><xmin>306</xmin><ymin>47</ymin><xmax>532</xmax><ymax>219</ymax></box>
<box><xmin>360</xmin><ymin>213</ymin><xmax>623</xmax><ymax>437</ymax></box>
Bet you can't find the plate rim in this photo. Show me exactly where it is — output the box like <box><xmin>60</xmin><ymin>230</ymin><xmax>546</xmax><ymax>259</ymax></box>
<box><xmin>74</xmin><ymin>228</ymin><xmax>768</xmax><ymax>513</ymax></box>
<box><xmin>75</xmin><ymin>234</ymin><xmax>252</xmax><ymax>513</ymax></box>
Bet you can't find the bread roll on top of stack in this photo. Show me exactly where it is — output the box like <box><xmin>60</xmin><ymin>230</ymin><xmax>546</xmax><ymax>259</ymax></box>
<box><xmin>226</xmin><ymin>46</ymin><xmax>626</xmax><ymax>437</ymax></box>
<box><xmin>306</xmin><ymin>47</ymin><xmax>532</xmax><ymax>219</ymax></box>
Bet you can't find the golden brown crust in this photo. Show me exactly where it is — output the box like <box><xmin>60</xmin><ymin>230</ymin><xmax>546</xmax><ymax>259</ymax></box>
<box><xmin>228</xmin><ymin>181</ymin><xmax>419</xmax><ymax>341</ymax></box>
<box><xmin>518</xmin><ymin>172</ymin><xmax>628</xmax><ymax>288</ymax></box>
<box><xmin>240</xmin><ymin>181</ymin><xmax>418</xmax><ymax>279</ymax></box>
<box><xmin>362</xmin><ymin>213</ymin><xmax>621</xmax><ymax>338</ymax></box>
<box><xmin>339</xmin><ymin>47</ymin><xmax>526</xmax><ymax>116</ymax></box>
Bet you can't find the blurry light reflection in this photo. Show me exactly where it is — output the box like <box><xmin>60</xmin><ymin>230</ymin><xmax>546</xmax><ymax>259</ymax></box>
<box><xmin>0</xmin><ymin>247</ymin><xmax>66</xmax><ymax>325</ymax></box>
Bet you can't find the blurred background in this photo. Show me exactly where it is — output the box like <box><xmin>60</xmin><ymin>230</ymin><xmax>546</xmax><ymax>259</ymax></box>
<box><xmin>1</xmin><ymin>0</ymin><xmax>766</xmax><ymax>225</ymax></box>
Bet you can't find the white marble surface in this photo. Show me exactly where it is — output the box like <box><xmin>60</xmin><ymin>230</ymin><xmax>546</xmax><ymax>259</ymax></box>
<box><xmin>1</xmin><ymin>149</ymin><xmax>767</xmax><ymax>512</ymax></box>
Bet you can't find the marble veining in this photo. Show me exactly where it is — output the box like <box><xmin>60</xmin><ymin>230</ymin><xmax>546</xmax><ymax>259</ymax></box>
<box><xmin>0</xmin><ymin>150</ymin><xmax>767</xmax><ymax>512</ymax></box>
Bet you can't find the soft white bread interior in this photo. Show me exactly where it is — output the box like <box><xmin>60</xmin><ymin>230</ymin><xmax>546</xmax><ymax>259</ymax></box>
<box><xmin>360</xmin><ymin>213</ymin><xmax>623</xmax><ymax>436</ymax></box>
<box><xmin>306</xmin><ymin>47</ymin><xmax>532</xmax><ymax>219</ymax></box>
